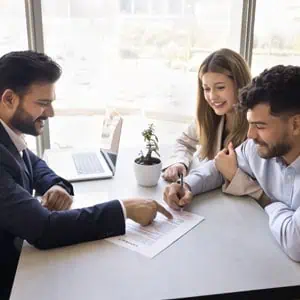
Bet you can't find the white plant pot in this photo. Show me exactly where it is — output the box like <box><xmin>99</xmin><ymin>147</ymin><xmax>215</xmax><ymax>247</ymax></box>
<box><xmin>134</xmin><ymin>159</ymin><xmax>162</xmax><ymax>187</ymax></box>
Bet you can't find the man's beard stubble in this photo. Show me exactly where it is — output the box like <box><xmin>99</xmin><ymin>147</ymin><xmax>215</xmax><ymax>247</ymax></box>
<box><xmin>254</xmin><ymin>138</ymin><xmax>292</xmax><ymax>159</ymax></box>
<box><xmin>10</xmin><ymin>104</ymin><xmax>45</xmax><ymax>136</ymax></box>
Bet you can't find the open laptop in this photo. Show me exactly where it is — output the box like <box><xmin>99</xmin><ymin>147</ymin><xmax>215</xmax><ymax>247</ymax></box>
<box><xmin>44</xmin><ymin>112</ymin><xmax>123</xmax><ymax>182</ymax></box>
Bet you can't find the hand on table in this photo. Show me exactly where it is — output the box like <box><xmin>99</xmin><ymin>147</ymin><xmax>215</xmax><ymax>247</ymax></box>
<box><xmin>122</xmin><ymin>198</ymin><xmax>173</xmax><ymax>226</ymax></box>
<box><xmin>41</xmin><ymin>185</ymin><xmax>73</xmax><ymax>211</ymax></box>
<box><xmin>162</xmin><ymin>163</ymin><xmax>187</xmax><ymax>182</ymax></box>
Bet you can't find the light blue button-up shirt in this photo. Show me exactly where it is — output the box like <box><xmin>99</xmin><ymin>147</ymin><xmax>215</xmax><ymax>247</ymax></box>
<box><xmin>184</xmin><ymin>139</ymin><xmax>300</xmax><ymax>261</ymax></box>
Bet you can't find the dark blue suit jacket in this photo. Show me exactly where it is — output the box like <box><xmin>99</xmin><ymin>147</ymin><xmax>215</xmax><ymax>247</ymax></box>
<box><xmin>0</xmin><ymin>122</ymin><xmax>125</xmax><ymax>293</ymax></box>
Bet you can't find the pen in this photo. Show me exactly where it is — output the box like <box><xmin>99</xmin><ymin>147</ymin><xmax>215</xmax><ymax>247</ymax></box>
<box><xmin>178</xmin><ymin>172</ymin><xmax>184</xmax><ymax>211</ymax></box>
<box><xmin>179</xmin><ymin>172</ymin><xmax>184</xmax><ymax>190</ymax></box>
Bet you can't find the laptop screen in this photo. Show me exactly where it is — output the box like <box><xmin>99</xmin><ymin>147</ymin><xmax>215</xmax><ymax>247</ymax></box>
<box><xmin>100</xmin><ymin>110</ymin><xmax>122</xmax><ymax>152</ymax></box>
<box><xmin>100</xmin><ymin>110</ymin><xmax>123</xmax><ymax>175</ymax></box>
<box><xmin>100</xmin><ymin>150</ymin><xmax>117</xmax><ymax>175</ymax></box>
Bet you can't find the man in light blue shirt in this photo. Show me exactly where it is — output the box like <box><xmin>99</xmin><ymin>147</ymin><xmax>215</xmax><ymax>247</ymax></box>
<box><xmin>163</xmin><ymin>65</ymin><xmax>300</xmax><ymax>261</ymax></box>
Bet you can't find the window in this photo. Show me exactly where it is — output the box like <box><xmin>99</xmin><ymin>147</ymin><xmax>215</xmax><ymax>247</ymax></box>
<box><xmin>134</xmin><ymin>0</ymin><xmax>149</xmax><ymax>14</ymax></box>
<box><xmin>151</xmin><ymin>0</ymin><xmax>167</xmax><ymax>15</ymax></box>
<box><xmin>0</xmin><ymin>0</ymin><xmax>36</xmax><ymax>151</ymax></box>
<box><xmin>0</xmin><ymin>0</ymin><xmax>28</xmax><ymax>54</ymax></box>
<box><xmin>120</xmin><ymin>0</ymin><xmax>132</xmax><ymax>13</ymax></box>
<box><xmin>252</xmin><ymin>0</ymin><xmax>300</xmax><ymax>76</ymax></box>
<box><xmin>41</xmin><ymin>0</ymin><xmax>242</xmax><ymax>149</ymax></box>
<box><xmin>169</xmin><ymin>0</ymin><xmax>182</xmax><ymax>15</ymax></box>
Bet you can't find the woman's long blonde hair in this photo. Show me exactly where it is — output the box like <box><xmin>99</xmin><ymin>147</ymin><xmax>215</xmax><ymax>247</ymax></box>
<box><xmin>197</xmin><ymin>48</ymin><xmax>251</xmax><ymax>159</ymax></box>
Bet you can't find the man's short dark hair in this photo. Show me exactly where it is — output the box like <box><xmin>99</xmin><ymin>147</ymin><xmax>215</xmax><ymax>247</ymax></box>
<box><xmin>238</xmin><ymin>65</ymin><xmax>300</xmax><ymax>117</ymax></box>
<box><xmin>0</xmin><ymin>50</ymin><xmax>61</xmax><ymax>98</ymax></box>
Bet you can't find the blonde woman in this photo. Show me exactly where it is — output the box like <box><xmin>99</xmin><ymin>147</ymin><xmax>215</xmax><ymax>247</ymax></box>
<box><xmin>163</xmin><ymin>48</ymin><xmax>264</xmax><ymax>209</ymax></box>
<box><xmin>163</xmin><ymin>48</ymin><xmax>250</xmax><ymax>180</ymax></box>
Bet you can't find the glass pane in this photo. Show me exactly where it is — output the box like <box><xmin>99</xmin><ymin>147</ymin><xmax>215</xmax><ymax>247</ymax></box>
<box><xmin>169</xmin><ymin>0</ymin><xmax>182</xmax><ymax>15</ymax></box>
<box><xmin>0</xmin><ymin>0</ymin><xmax>36</xmax><ymax>152</ymax></box>
<box><xmin>42</xmin><ymin>0</ymin><xmax>242</xmax><ymax>149</ymax></box>
<box><xmin>0</xmin><ymin>0</ymin><xmax>28</xmax><ymax>54</ymax></box>
<box><xmin>252</xmin><ymin>0</ymin><xmax>300</xmax><ymax>76</ymax></box>
<box><xmin>48</xmin><ymin>115</ymin><xmax>187</xmax><ymax>150</ymax></box>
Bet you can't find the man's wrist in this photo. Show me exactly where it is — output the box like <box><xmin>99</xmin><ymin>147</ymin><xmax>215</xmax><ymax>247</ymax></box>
<box><xmin>53</xmin><ymin>179</ymin><xmax>74</xmax><ymax>195</ymax></box>
<box><xmin>175</xmin><ymin>179</ymin><xmax>191</xmax><ymax>191</ymax></box>
<box><xmin>183</xmin><ymin>182</ymin><xmax>191</xmax><ymax>192</ymax></box>
<box><xmin>119</xmin><ymin>200</ymin><xmax>127</xmax><ymax>221</ymax></box>
<box><xmin>257</xmin><ymin>193</ymin><xmax>272</xmax><ymax>208</ymax></box>
<box><xmin>121</xmin><ymin>199</ymin><xmax>134</xmax><ymax>220</ymax></box>
<box><xmin>54</xmin><ymin>181</ymin><xmax>72</xmax><ymax>194</ymax></box>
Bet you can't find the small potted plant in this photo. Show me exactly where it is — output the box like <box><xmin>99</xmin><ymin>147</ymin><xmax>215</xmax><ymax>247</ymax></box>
<box><xmin>134</xmin><ymin>123</ymin><xmax>162</xmax><ymax>187</ymax></box>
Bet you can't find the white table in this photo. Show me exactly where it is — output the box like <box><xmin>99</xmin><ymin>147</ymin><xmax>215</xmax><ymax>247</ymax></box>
<box><xmin>10</xmin><ymin>146</ymin><xmax>300</xmax><ymax>299</ymax></box>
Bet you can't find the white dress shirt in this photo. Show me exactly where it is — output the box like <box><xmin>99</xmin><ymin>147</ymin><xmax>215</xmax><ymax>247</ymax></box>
<box><xmin>0</xmin><ymin>119</ymin><xmax>27</xmax><ymax>155</ymax></box>
<box><xmin>184</xmin><ymin>139</ymin><xmax>300</xmax><ymax>261</ymax></box>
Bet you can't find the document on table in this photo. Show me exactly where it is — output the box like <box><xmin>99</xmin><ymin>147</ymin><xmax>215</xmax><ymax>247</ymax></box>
<box><xmin>106</xmin><ymin>208</ymin><xmax>205</xmax><ymax>258</ymax></box>
<box><xmin>37</xmin><ymin>192</ymin><xmax>204</xmax><ymax>258</ymax></box>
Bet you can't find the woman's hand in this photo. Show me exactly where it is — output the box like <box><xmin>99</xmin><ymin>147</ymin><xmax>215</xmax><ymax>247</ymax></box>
<box><xmin>162</xmin><ymin>163</ymin><xmax>187</xmax><ymax>182</ymax></box>
<box><xmin>215</xmin><ymin>142</ymin><xmax>238</xmax><ymax>182</ymax></box>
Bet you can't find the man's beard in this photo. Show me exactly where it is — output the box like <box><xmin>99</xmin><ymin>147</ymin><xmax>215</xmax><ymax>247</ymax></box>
<box><xmin>10</xmin><ymin>104</ymin><xmax>46</xmax><ymax>136</ymax></box>
<box><xmin>254</xmin><ymin>138</ymin><xmax>292</xmax><ymax>159</ymax></box>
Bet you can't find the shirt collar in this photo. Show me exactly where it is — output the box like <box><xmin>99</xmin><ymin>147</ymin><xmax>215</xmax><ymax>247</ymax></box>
<box><xmin>0</xmin><ymin>119</ymin><xmax>27</xmax><ymax>153</ymax></box>
<box><xmin>290</xmin><ymin>156</ymin><xmax>300</xmax><ymax>172</ymax></box>
<box><xmin>275</xmin><ymin>155</ymin><xmax>300</xmax><ymax>172</ymax></box>
<box><xmin>275</xmin><ymin>157</ymin><xmax>286</xmax><ymax>166</ymax></box>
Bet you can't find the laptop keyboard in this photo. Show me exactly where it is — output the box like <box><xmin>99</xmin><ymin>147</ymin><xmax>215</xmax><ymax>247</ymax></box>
<box><xmin>72</xmin><ymin>152</ymin><xmax>105</xmax><ymax>174</ymax></box>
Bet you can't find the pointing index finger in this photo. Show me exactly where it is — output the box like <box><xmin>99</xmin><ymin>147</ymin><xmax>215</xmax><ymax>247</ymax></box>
<box><xmin>155</xmin><ymin>202</ymin><xmax>173</xmax><ymax>219</ymax></box>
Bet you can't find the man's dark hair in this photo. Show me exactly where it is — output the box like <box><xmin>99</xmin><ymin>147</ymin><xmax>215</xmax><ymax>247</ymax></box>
<box><xmin>0</xmin><ymin>50</ymin><xmax>61</xmax><ymax>98</ymax></box>
<box><xmin>238</xmin><ymin>65</ymin><xmax>300</xmax><ymax>117</ymax></box>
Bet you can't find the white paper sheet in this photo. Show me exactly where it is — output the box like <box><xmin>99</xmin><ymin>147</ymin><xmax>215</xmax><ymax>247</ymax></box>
<box><xmin>37</xmin><ymin>193</ymin><xmax>204</xmax><ymax>258</ymax></box>
<box><xmin>107</xmin><ymin>209</ymin><xmax>205</xmax><ymax>258</ymax></box>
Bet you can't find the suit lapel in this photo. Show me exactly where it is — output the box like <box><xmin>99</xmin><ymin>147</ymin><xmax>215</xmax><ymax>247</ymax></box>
<box><xmin>22</xmin><ymin>150</ymin><xmax>33</xmax><ymax>180</ymax></box>
<box><xmin>0</xmin><ymin>122</ymin><xmax>33</xmax><ymax>190</ymax></box>
<box><xmin>0</xmin><ymin>122</ymin><xmax>23</xmax><ymax>157</ymax></box>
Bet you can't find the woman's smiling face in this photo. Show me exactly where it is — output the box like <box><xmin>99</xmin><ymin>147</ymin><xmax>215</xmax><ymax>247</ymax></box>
<box><xmin>201</xmin><ymin>72</ymin><xmax>237</xmax><ymax>115</ymax></box>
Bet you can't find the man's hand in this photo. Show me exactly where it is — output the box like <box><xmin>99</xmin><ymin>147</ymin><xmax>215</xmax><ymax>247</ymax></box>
<box><xmin>163</xmin><ymin>182</ymin><xmax>193</xmax><ymax>210</ymax></box>
<box><xmin>41</xmin><ymin>185</ymin><xmax>73</xmax><ymax>211</ymax></box>
<box><xmin>122</xmin><ymin>198</ymin><xmax>173</xmax><ymax>226</ymax></box>
<box><xmin>215</xmin><ymin>142</ymin><xmax>238</xmax><ymax>182</ymax></box>
<box><xmin>162</xmin><ymin>163</ymin><xmax>187</xmax><ymax>182</ymax></box>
